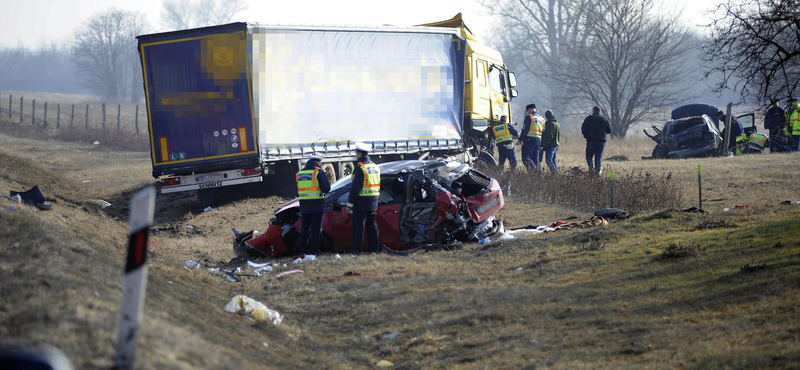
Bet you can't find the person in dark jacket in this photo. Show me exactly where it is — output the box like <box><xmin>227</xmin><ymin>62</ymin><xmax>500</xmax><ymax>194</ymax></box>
<box><xmin>581</xmin><ymin>106</ymin><xmax>611</xmax><ymax>174</ymax></box>
<box><xmin>296</xmin><ymin>155</ymin><xmax>331</xmax><ymax>255</ymax></box>
<box><xmin>765</xmin><ymin>99</ymin><xmax>785</xmax><ymax>137</ymax></box>
<box><xmin>492</xmin><ymin>115</ymin><xmax>520</xmax><ymax>171</ymax></box>
<box><xmin>345</xmin><ymin>142</ymin><xmax>380</xmax><ymax>254</ymax></box>
<box><xmin>717</xmin><ymin>111</ymin><xmax>744</xmax><ymax>150</ymax></box>
<box><xmin>540</xmin><ymin>110</ymin><xmax>560</xmax><ymax>174</ymax></box>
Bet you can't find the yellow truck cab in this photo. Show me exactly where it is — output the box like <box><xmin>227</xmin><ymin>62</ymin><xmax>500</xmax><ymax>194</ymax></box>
<box><xmin>419</xmin><ymin>13</ymin><xmax>518</xmax><ymax>165</ymax></box>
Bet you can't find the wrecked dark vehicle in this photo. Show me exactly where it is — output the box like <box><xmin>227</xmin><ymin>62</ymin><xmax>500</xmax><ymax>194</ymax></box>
<box><xmin>645</xmin><ymin>104</ymin><xmax>757</xmax><ymax>159</ymax></box>
<box><xmin>238</xmin><ymin>160</ymin><xmax>505</xmax><ymax>257</ymax></box>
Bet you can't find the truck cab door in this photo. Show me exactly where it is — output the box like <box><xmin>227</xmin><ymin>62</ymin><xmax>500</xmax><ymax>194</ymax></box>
<box><xmin>738</xmin><ymin>113</ymin><xmax>757</xmax><ymax>135</ymax></box>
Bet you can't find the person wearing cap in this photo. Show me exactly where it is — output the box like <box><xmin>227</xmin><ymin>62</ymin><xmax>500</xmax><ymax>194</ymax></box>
<box><xmin>296</xmin><ymin>155</ymin><xmax>331</xmax><ymax>255</ymax></box>
<box><xmin>492</xmin><ymin>115</ymin><xmax>519</xmax><ymax>171</ymax></box>
<box><xmin>519</xmin><ymin>103</ymin><xmax>545</xmax><ymax>169</ymax></box>
<box><xmin>581</xmin><ymin>106</ymin><xmax>612</xmax><ymax>175</ymax></box>
<box><xmin>540</xmin><ymin>110</ymin><xmax>561</xmax><ymax>174</ymax></box>
<box><xmin>786</xmin><ymin>97</ymin><xmax>800</xmax><ymax>151</ymax></box>
<box><xmin>716</xmin><ymin>111</ymin><xmax>744</xmax><ymax>151</ymax></box>
<box><xmin>345</xmin><ymin>142</ymin><xmax>381</xmax><ymax>254</ymax></box>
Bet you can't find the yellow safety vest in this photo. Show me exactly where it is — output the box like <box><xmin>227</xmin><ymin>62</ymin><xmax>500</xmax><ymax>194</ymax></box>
<box><xmin>494</xmin><ymin>123</ymin><xmax>513</xmax><ymax>144</ymax></box>
<box><xmin>357</xmin><ymin>162</ymin><xmax>380</xmax><ymax>197</ymax></box>
<box><xmin>297</xmin><ymin>168</ymin><xmax>323</xmax><ymax>200</ymax></box>
<box><xmin>748</xmin><ymin>132</ymin><xmax>768</xmax><ymax>149</ymax></box>
<box><xmin>527</xmin><ymin>114</ymin><xmax>544</xmax><ymax>138</ymax></box>
<box><xmin>788</xmin><ymin>105</ymin><xmax>800</xmax><ymax>136</ymax></box>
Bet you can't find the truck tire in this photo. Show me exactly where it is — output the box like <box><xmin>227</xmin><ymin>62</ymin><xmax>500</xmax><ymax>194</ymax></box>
<box><xmin>342</xmin><ymin>163</ymin><xmax>354</xmax><ymax>177</ymax></box>
<box><xmin>652</xmin><ymin>144</ymin><xmax>670</xmax><ymax>159</ymax></box>
<box><xmin>321</xmin><ymin>163</ymin><xmax>336</xmax><ymax>183</ymax></box>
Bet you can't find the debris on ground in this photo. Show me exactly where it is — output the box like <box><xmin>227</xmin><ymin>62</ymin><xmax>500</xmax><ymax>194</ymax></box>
<box><xmin>247</xmin><ymin>261</ymin><xmax>273</xmax><ymax>275</ymax></box>
<box><xmin>498</xmin><ymin>232</ymin><xmax>515</xmax><ymax>240</ymax></box>
<box><xmin>9</xmin><ymin>185</ymin><xmax>52</xmax><ymax>210</ymax></box>
<box><xmin>292</xmin><ymin>254</ymin><xmax>316</xmax><ymax>264</ymax></box>
<box><xmin>381</xmin><ymin>331</ymin><xmax>399</xmax><ymax>340</ymax></box>
<box><xmin>594</xmin><ymin>208</ymin><xmax>628</xmax><ymax>220</ymax></box>
<box><xmin>203</xmin><ymin>206</ymin><xmax>214</xmax><ymax>212</ymax></box>
<box><xmin>223</xmin><ymin>295</ymin><xmax>283</xmax><ymax>325</ymax></box>
<box><xmin>86</xmin><ymin>199</ymin><xmax>112</xmax><ymax>209</ymax></box>
<box><xmin>276</xmin><ymin>270</ymin><xmax>303</xmax><ymax>278</ymax></box>
<box><xmin>376</xmin><ymin>360</ymin><xmax>394</xmax><ymax>367</ymax></box>
<box><xmin>781</xmin><ymin>200</ymin><xmax>800</xmax><ymax>205</ymax></box>
<box><xmin>184</xmin><ymin>261</ymin><xmax>200</xmax><ymax>270</ymax></box>
<box><xmin>508</xmin><ymin>216</ymin><xmax>607</xmax><ymax>236</ymax></box>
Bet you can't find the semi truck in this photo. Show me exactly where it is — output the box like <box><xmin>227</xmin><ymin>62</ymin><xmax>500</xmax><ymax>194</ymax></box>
<box><xmin>136</xmin><ymin>14</ymin><xmax>517</xmax><ymax>204</ymax></box>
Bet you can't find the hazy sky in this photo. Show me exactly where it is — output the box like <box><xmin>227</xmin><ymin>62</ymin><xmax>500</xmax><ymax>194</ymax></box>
<box><xmin>0</xmin><ymin>0</ymin><xmax>717</xmax><ymax>48</ymax></box>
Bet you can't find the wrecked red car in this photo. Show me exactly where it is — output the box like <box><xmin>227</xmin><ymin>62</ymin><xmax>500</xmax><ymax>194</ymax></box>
<box><xmin>239</xmin><ymin>160</ymin><xmax>504</xmax><ymax>256</ymax></box>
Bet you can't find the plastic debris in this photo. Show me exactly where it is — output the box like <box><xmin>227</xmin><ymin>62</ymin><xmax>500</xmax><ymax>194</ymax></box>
<box><xmin>292</xmin><ymin>254</ymin><xmax>316</xmax><ymax>264</ymax></box>
<box><xmin>381</xmin><ymin>331</ymin><xmax>399</xmax><ymax>340</ymax></box>
<box><xmin>276</xmin><ymin>270</ymin><xmax>303</xmax><ymax>278</ymax></box>
<box><xmin>224</xmin><ymin>272</ymin><xmax>240</xmax><ymax>282</ymax></box>
<box><xmin>723</xmin><ymin>208</ymin><xmax>731</xmax><ymax>212</ymax></box>
<box><xmin>93</xmin><ymin>141</ymin><xmax>100</xmax><ymax>145</ymax></box>
<box><xmin>208</xmin><ymin>267</ymin><xmax>219</xmax><ymax>273</ymax></box>
<box><xmin>282</xmin><ymin>263</ymin><xmax>287</xmax><ymax>267</ymax></box>
<box><xmin>515</xmin><ymin>267</ymin><xmax>524</xmax><ymax>271</ymax></box>
<box><xmin>223</xmin><ymin>295</ymin><xmax>283</xmax><ymax>325</ymax></box>
<box><xmin>334</xmin><ymin>254</ymin><xmax>341</xmax><ymax>260</ymax></box>
<box><xmin>203</xmin><ymin>206</ymin><xmax>214</xmax><ymax>212</ymax></box>
<box><xmin>498</xmin><ymin>232</ymin><xmax>515</xmax><ymax>240</ymax></box>
<box><xmin>478</xmin><ymin>237</ymin><xmax>491</xmax><ymax>245</ymax></box>
<box><xmin>184</xmin><ymin>261</ymin><xmax>200</xmax><ymax>270</ymax></box>
<box><xmin>376</xmin><ymin>360</ymin><xmax>394</xmax><ymax>367</ymax></box>
<box><xmin>247</xmin><ymin>261</ymin><xmax>273</xmax><ymax>276</ymax></box>
<box><xmin>10</xmin><ymin>206</ymin><xmax>17</xmax><ymax>211</ymax></box>
<box><xmin>187</xmin><ymin>225</ymin><xmax>194</xmax><ymax>229</ymax></box>
<box><xmin>781</xmin><ymin>200</ymin><xmax>800</xmax><ymax>205</ymax></box>
<box><xmin>87</xmin><ymin>199</ymin><xmax>112</xmax><ymax>208</ymax></box>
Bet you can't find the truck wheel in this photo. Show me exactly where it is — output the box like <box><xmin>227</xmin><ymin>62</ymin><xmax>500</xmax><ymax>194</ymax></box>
<box><xmin>321</xmin><ymin>163</ymin><xmax>336</xmax><ymax>183</ymax></box>
<box><xmin>342</xmin><ymin>163</ymin><xmax>354</xmax><ymax>177</ymax></box>
<box><xmin>652</xmin><ymin>144</ymin><xmax>669</xmax><ymax>159</ymax></box>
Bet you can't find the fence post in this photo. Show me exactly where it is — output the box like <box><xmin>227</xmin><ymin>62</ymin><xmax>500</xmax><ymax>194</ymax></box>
<box><xmin>32</xmin><ymin>99</ymin><xmax>36</xmax><ymax>125</ymax></box>
<box><xmin>102</xmin><ymin>102</ymin><xmax>106</xmax><ymax>132</ymax></box>
<box><xmin>8</xmin><ymin>94</ymin><xmax>11</xmax><ymax>119</ymax></box>
<box><xmin>44</xmin><ymin>102</ymin><xmax>48</xmax><ymax>127</ymax></box>
<box><xmin>135</xmin><ymin>105</ymin><xmax>139</xmax><ymax>136</ymax></box>
<box><xmin>117</xmin><ymin>104</ymin><xmax>121</xmax><ymax>131</ymax></box>
<box><xmin>57</xmin><ymin>103</ymin><xmax>61</xmax><ymax>129</ymax></box>
<box><xmin>71</xmin><ymin>105</ymin><xmax>75</xmax><ymax>126</ymax></box>
<box><xmin>19</xmin><ymin>97</ymin><xmax>23</xmax><ymax>123</ymax></box>
<box><xmin>85</xmin><ymin>104</ymin><xmax>89</xmax><ymax>129</ymax></box>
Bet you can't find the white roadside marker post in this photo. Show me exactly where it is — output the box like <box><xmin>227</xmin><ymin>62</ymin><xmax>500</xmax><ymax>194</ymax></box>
<box><xmin>114</xmin><ymin>186</ymin><xmax>156</xmax><ymax>370</ymax></box>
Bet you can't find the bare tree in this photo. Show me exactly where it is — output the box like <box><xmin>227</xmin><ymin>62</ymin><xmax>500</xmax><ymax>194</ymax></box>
<box><xmin>549</xmin><ymin>0</ymin><xmax>694</xmax><ymax>138</ymax></box>
<box><xmin>72</xmin><ymin>9</ymin><xmax>148</xmax><ymax>102</ymax></box>
<box><xmin>704</xmin><ymin>0</ymin><xmax>800</xmax><ymax>103</ymax></box>
<box><xmin>161</xmin><ymin>0</ymin><xmax>248</xmax><ymax>31</ymax></box>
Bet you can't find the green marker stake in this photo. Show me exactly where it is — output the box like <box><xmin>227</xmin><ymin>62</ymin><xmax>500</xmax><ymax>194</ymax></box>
<box><xmin>698</xmin><ymin>165</ymin><xmax>702</xmax><ymax>211</ymax></box>
<box><xmin>610</xmin><ymin>169</ymin><xmax>615</xmax><ymax>208</ymax></box>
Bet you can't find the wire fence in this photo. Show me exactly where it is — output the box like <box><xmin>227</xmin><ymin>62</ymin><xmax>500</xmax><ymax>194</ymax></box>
<box><xmin>0</xmin><ymin>91</ymin><xmax>147</xmax><ymax>136</ymax></box>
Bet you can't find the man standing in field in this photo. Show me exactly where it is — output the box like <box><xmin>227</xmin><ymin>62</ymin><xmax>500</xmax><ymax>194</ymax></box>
<box><xmin>492</xmin><ymin>115</ymin><xmax>519</xmax><ymax>171</ymax></box>
<box><xmin>296</xmin><ymin>155</ymin><xmax>331</xmax><ymax>255</ymax></box>
<box><xmin>786</xmin><ymin>97</ymin><xmax>800</xmax><ymax>151</ymax></box>
<box><xmin>345</xmin><ymin>142</ymin><xmax>381</xmax><ymax>254</ymax></box>
<box><xmin>765</xmin><ymin>98</ymin><xmax>789</xmax><ymax>153</ymax></box>
<box><xmin>540</xmin><ymin>110</ymin><xmax>560</xmax><ymax>174</ymax></box>
<box><xmin>581</xmin><ymin>106</ymin><xmax>611</xmax><ymax>175</ymax></box>
<box><xmin>519</xmin><ymin>104</ymin><xmax>545</xmax><ymax>169</ymax></box>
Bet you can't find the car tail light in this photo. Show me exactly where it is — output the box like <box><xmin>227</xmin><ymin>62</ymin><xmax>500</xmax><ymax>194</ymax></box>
<box><xmin>161</xmin><ymin>177</ymin><xmax>180</xmax><ymax>186</ymax></box>
<box><xmin>241</xmin><ymin>167</ymin><xmax>260</xmax><ymax>176</ymax></box>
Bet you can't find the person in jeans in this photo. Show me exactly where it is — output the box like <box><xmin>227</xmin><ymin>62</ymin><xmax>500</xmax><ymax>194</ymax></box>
<box><xmin>540</xmin><ymin>110</ymin><xmax>560</xmax><ymax>174</ymax></box>
<box><xmin>581</xmin><ymin>106</ymin><xmax>612</xmax><ymax>174</ymax></box>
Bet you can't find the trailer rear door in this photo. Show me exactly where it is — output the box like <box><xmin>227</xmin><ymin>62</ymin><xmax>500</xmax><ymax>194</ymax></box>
<box><xmin>137</xmin><ymin>23</ymin><xmax>257</xmax><ymax>176</ymax></box>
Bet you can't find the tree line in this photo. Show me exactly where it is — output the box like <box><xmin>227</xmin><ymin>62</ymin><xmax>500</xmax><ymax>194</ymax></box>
<box><xmin>483</xmin><ymin>0</ymin><xmax>800</xmax><ymax>137</ymax></box>
<box><xmin>0</xmin><ymin>0</ymin><xmax>246</xmax><ymax>104</ymax></box>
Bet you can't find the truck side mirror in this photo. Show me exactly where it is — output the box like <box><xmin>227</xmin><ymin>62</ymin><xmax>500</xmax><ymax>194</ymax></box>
<box><xmin>511</xmin><ymin>89</ymin><xmax>518</xmax><ymax>98</ymax></box>
<box><xmin>509</xmin><ymin>72</ymin><xmax>517</xmax><ymax>88</ymax></box>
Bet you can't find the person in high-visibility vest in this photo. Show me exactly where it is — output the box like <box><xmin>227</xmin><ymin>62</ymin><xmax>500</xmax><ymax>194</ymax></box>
<box><xmin>743</xmin><ymin>132</ymin><xmax>770</xmax><ymax>154</ymax></box>
<box><xmin>520</xmin><ymin>103</ymin><xmax>545</xmax><ymax>169</ymax></box>
<box><xmin>296</xmin><ymin>155</ymin><xmax>331</xmax><ymax>255</ymax></box>
<box><xmin>734</xmin><ymin>133</ymin><xmax>749</xmax><ymax>156</ymax></box>
<box><xmin>344</xmin><ymin>142</ymin><xmax>381</xmax><ymax>254</ymax></box>
<box><xmin>786</xmin><ymin>97</ymin><xmax>800</xmax><ymax>152</ymax></box>
<box><xmin>492</xmin><ymin>115</ymin><xmax>520</xmax><ymax>171</ymax></box>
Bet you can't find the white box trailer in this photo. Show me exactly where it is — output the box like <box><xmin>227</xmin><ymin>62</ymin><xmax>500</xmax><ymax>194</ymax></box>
<box><xmin>137</xmin><ymin>22</ymin><xmax>468</xmax><ymax>199</ymax></box>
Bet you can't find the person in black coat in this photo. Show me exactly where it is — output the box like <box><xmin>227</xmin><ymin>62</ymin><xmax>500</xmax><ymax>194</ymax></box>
<box><xmin>296</xmin><ymin>155</ymin><xmax>331</xmax><ymax>255</ymax></box>
<box><xmin>581</xmin><ymin>106</ymin><xmax>612</xmax><ymax>174</ymax></box>
<box><xmin>344</xmin><ymin>142</ymin><xmax>380</xmax><ymax>254</ymax></box>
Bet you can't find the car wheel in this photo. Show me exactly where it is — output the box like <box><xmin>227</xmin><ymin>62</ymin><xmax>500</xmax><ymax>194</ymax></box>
<box><xmin>652</xmin><ymin>144</ymin><xmax>670</xmax><ymax>159</ymax></box>
<box><xmin>321</xmin><ymin>163</ymin><xmax>336</xmax><ymax>183</ymax></box>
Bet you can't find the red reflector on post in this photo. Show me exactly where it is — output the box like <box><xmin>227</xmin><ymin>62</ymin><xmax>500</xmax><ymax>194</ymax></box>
<box><xmin>161</xmin><ymin>177</ymin><xmax>180</xmax><ymax>186</ymax></box>
<box><xmin>241</xmin><ymin>167</ymin><xmax>260</xmax><ymax>176</ymax></box>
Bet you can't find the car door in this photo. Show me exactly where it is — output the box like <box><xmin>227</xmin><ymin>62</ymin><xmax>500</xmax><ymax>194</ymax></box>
<box><xmin>398</xmin><ymin>176</ymin><xmax>439</xmax><ymax>247</ymax></box>
<box><xmin>738</xmin><ymin>113</ymin><xmax>757</xmax><ymax>135</ymax></box>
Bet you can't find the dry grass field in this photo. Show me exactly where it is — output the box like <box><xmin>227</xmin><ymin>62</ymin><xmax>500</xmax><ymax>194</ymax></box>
<box><xmin>1</xmin><ymin>121</ymin><xmax>799</xmax><ymax>369</ymax></box>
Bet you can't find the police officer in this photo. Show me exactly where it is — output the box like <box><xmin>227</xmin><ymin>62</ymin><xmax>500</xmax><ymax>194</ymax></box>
<box><xmin>520</xmin><ymin>104</ymin><xmax>545</xmax><ymax>169</ymax></box>
<box><xmin>344</xmin><ymin>142</ymin><xmax>381</xmax><ymax>254</ymax></box>
<box><xmin>786</xmin><ymin>97</ymin><xmax>800</xmax><ymax>151</ymax></box>
<box><xmin>492</xmin><ymin>115</ymin><xmax>519</xmax><ymax>171</ymax></box>
<box><xmin>296</xmin><ymin>155</ymin><xmax>331</xmax><ymax>255</ymax></box>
